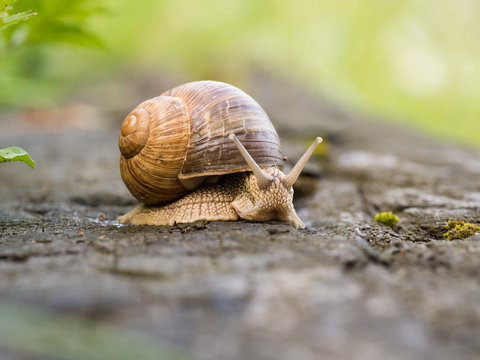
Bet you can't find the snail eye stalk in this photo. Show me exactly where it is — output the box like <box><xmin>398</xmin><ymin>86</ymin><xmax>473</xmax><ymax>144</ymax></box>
<box><xmin>283</xmin><ymin>137</ymin><xmax>322</xmax><ymax>189</ymax></box>
<box><xmin>229</xmin><ymin>133</ymin><xmax>272</xmax><ymax>189</ymax></box>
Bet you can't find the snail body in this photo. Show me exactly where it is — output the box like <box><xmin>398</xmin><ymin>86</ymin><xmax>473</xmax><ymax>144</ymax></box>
<box><xmin>118</xmin><ymin>81</ymin><xmax>321</xmax><ymax>229</ymax></box>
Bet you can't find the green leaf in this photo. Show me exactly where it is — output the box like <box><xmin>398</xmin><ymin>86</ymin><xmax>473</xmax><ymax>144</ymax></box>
<box><xmin>0</xmin><ymin>9</ymin><xmax>36</xmax><ymax>31</ymax></box>
<box><xmin>0</xmin><ymin>146</ymin><xmax>35</xmax><ymax>168</ymax></box>
<box><xmin>0</xmin><ymin>0</ymin><xmax>15</xmax><ymax>11</ymax></box>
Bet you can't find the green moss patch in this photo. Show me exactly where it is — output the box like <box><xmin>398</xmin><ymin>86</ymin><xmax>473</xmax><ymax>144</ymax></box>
<box><xmin>443</xmin><ymin>220</ymin><xmax>480</xmax><ymax>240</ymax></box>
<box><xmin>375</xmin><ymin>212</ymin><xmax>399</xmax><ymax>227</ymax></box>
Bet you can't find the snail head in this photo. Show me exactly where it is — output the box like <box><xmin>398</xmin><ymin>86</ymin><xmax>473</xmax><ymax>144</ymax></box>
<box><xmin>229</xmin><ymin>134</ymin><xmax>322</xmax><ymax>229</ymax></box>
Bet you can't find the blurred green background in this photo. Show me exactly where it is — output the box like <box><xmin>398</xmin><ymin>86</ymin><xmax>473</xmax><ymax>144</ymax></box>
<box><xmin>1</xmin><ymin>0</ymin><xmax>479</xmax><ymax>147</ymax></box>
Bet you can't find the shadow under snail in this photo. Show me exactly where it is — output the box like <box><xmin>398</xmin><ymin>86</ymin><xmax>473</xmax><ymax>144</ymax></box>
<box><xmin>118</xmin><ymin>80</ymin><xmax>322</xmax><ymax>229</ymax></box>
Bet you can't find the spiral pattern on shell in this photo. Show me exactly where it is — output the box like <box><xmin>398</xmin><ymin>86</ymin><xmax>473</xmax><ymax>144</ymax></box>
<box><xmin>119</xmin><ymin>81</ymin><xmax>283</xmax><ymax>205</ymax></box>
<box><xmin>119</xmin><ymin>108</ymin><xmax>151</xmax><ymax>159</ymax></box>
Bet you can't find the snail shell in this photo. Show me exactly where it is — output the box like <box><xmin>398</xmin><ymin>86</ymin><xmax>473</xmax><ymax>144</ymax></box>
<box><xmin>119</xmin><ymin>81</ymin><xmax>283</xmax><ymax>205</ymax></box>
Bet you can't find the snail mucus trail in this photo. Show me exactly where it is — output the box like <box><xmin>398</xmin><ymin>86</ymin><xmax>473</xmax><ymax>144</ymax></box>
<box><xmin>117</xmin><ymin>81</ymin><xmax>322</xmax><ymax>229</ymax></box>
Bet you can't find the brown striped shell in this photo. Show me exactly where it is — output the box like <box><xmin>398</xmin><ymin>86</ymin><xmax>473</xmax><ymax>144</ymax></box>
<box><xmin>119</xmin><ymin>81</ymin><xmax>283</xmax><ymax>205</ymax></box>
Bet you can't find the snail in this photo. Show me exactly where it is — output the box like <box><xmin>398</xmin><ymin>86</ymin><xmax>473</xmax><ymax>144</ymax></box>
<box><xmin>118</xmin><ymin>81</ymin><xmax>322</xmax><ymax>229</ymax></box>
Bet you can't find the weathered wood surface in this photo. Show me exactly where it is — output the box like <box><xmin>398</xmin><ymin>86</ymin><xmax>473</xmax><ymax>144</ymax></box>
<box><xmin>1</xmin><ymin>74</ymin><xmax>480</xmax><ymax>360</ymax></box>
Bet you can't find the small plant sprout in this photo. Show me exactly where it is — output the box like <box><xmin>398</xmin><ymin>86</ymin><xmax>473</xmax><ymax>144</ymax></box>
<box><xmin>0</xmin><ymin>146</ymin><xmax>35</xmax><ymax>168</ymax></box>
<box><xmin>443</xmin><ymin>220</ymin><xmax>480</xmax><ymax>240</ymax></box>
<box><xmin>0</xmin><ymin>0</ymin><xmax>37</xmax><ymax>31</ymax></box>
<box><xmin>375</xmin><ymin>211</ymin><xmax>399</xmax><ymax>227</ymax></box>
